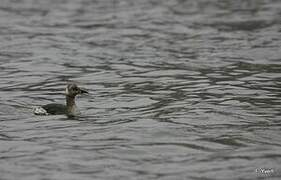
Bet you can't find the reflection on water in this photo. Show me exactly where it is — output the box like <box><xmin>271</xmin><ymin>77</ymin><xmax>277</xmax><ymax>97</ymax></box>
<box><xmin>0</xmin><ymin>0</ymin><xmax>281</xmax><ymax>179</ymax></box>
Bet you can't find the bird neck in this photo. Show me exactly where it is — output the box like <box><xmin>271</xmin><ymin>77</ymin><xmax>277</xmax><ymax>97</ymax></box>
<box><xmin>66</xmin><ymin>95</ymin><xmax>77</xmax><ymax>114</ymax></box>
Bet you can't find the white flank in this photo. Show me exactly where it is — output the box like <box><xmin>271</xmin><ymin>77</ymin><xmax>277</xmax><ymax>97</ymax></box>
<box><xmin>33</xmin><ymin>106</ymin><xmax>49</xmax><ymax>115</ymax></box>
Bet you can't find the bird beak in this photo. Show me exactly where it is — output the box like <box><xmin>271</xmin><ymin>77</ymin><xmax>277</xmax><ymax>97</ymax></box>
<box><xmin>79</xmin><ymin>88</ymin><xmax>88</xmax><ymax>94</ymax></box>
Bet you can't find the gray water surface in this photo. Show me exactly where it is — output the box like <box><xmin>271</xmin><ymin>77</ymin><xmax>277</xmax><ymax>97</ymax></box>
<box><xmin>0</xmin><ymin>0</ymin><xmax>281</xmax><ymax>179</ymax></box>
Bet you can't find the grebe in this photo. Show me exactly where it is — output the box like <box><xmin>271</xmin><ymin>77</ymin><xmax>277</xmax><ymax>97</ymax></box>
<box><xmin>33</xmin><ymin>83</ymin><xmax>88</xmax><ymax>116</ymax></box>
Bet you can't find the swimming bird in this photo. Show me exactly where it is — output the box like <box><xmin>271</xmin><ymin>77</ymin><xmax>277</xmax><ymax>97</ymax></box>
<box><xmin>33</xmin><ymin>83</ymin><xmax>88</xmax><ymax>116</ymax></box>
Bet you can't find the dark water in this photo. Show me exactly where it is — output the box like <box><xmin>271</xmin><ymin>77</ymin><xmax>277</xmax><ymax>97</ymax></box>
<box><xmin>0</xmin><ymin>0</ymin><xmax>281</xmax><ymax>179</ymax></box>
